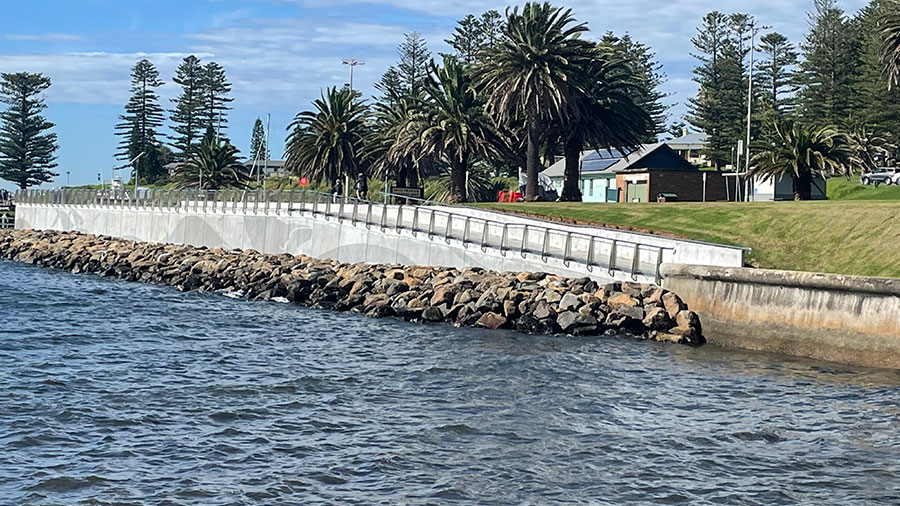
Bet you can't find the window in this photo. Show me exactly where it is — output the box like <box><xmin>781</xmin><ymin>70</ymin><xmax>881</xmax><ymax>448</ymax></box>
<box><xmin>589</xmin><ymin>179</ymin><xmax>594</xmax><ymax>196</ymax></box>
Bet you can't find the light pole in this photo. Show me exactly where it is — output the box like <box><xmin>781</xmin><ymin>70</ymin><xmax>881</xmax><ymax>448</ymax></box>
<box><xmin>737</xmin><ymin>21</ymin><xmax>771</xmax><ymax>201</ymax></box>
<box><xmin>66</xmin><ymin>171</ymin><xmax>70</xmax><ymax>187</ymax></box>
<box><xmin>128</xmin><ymin>152</ymin><xmax>146</xmax><ymax>201</ymax></box>
<box><xmin>341</xmin><ymin>59</ymin><xmax>364</xmax><ymax>92</ymax></box>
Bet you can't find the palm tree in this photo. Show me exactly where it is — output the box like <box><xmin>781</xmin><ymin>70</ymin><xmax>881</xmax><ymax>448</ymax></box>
<box><xmin>844</xmin><ymin>121</ymin><xmax>895</xmax><ymax>174</ymax></box>
<box><xmin>407</xmin><ymin>56</ymin><xmax>494</xmax><ymax>203</ymax></box>
<box><xmin>368</xmin><ymin>95</ymin><xmax>425</xmax><ymax>189</ymax></box>
<box><xmin>285</xmin><ymin>87</ymin><xmax>370</xmax><ymax>185</ymax></box>
<box><xmin>880</xmin><ymin>2</ymin><xmax>900</xmax><ymax>89</ymax></box>
<box><xmin>750</xmin><ymin>120</ymin><xmax>852</xmax><ymax>200</ymax></box>
<box><xmin>560</xmin><ymin>46</ymin><xmax>651</xmax><ymax>201</ymax></box>
<box><xmin>479</xmin><ymin>2</ymin><xmax>595</xmax><ymax>201</ymax></box>
<box><xmin>174</xmin><ymin>138</ymin><xmax>250</xmax><ymax>190</ymax></box>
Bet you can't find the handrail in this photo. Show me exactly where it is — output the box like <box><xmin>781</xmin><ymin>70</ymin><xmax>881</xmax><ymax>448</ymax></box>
<box><xmin>14</xmin><ymin>188</ymin><xmax>675</xmax><ymax>281</ymax></box>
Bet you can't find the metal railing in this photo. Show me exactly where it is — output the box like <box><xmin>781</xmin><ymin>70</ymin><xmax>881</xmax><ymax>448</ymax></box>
<box><xmin>0</xmin><ymin>214</ymin><xmax>12</xmax><ymax>229</ymax></box>
<box><xmin>15</xmin><ymin>188</ymin><xmax>674</xmax><ymax>281</ymax></box>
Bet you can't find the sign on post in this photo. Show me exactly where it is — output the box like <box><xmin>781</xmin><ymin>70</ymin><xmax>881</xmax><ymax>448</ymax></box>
<box><xmin>392</xmin><ymin>187</ymin><xmax>424</xmax><ymax>200</ymax></box>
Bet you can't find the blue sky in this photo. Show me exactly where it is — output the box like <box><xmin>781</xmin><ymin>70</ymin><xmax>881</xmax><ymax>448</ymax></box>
<box><xmin>0</xmin><ymin>0</ymin><xmax>869</xmax><ymax>190</ymax></box>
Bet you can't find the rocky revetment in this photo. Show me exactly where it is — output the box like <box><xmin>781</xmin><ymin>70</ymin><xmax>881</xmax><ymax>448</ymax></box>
<box><xmin>0</xmin><ymin>230</ymin><xmax>703</xmax><ymax>344</ymax></box>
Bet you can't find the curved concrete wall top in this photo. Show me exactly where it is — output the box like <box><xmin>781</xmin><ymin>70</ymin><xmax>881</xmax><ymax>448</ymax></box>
<box><xmin>440</xmin><ymin>206</ymin><xmax>747</xmax><ymax>269</ymax></box>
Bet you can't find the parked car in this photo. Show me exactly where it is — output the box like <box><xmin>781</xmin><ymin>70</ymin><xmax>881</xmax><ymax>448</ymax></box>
<box><xmin>860</xmin><ymin>167</ymin><xmax>898</xmax><ymax>186</ymax></box>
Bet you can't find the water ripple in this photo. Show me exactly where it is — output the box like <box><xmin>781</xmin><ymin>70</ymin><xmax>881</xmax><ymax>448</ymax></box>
<box><xmin>1</xmin><ymin>260</ymin><xmax>900</xmax><ymax>504</ymax></box>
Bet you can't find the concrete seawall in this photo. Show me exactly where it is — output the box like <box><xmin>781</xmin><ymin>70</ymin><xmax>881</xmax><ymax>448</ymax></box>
<box><xmin>15</xmin><ymin>200</ymin><xmax>665</xmax><ymax>284</ymax></box>
<box><xmin>661</xmin><ymin>264</ymin><xmax>900</xmax><ymax>369</ymax></box>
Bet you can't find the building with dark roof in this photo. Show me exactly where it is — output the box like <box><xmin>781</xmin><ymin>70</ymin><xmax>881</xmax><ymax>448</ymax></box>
<box><xmin>542</xmin><ymin>143</ymin><xmax>729</xmax><ymax>203</ymax></box>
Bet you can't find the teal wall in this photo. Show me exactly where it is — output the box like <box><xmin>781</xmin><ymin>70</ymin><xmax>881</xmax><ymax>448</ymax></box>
<box><xmin>550</xmin><ymin>175</ymin><xmax>615</xmax><ymax>202</ymax></box>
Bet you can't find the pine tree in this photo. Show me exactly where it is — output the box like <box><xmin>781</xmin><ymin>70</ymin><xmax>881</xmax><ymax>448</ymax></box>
<box><xmin>855</xmin><ymin>0</ymin><xmax>900</xmax><ymax>142</ymax></box>
<box><xmin>601</xmin><ymin>32</ymin><xmax>670</xmax><ymax>142</ymax></box>
<box><xmin>758</xmin><ymin>32</ymin><xmax>800</xmax><ymax>118</ymax></box>
<box><xmin>446</xmin><ymin>10</ymin><xmax>503</xmax><ymax>64</ymax></box>
<box><xmin>397</xmin><ymin>32</ymin><xmax>431</xmax><ymax>97</ymax></box>
<box><xmin>687</xmin><ymin>12</ymin><xmax>747</xmax><ymax>168</ymax></box>
<box><xmin>170</xmin><ymin>55</ymin><xmax>204</xmax><ymax>161</ymax></box>
<box><xmin>0</xmin><ymin>72</ymin><xmax>58</xmax><ymax>189</ymax></box>
<box><xmin>797</xmin><ymin>0</ymin><xmax>862</xmax><ymax>125</ymax></box>
<box><xmin>249</xmin><ymin>118</ymin><xmax>268</xmax><ymax>161</ymax></box>
<box><xmin>374</xmin><ymin>66</ymin><xmax>404</xmax><ymax>106</ymax></box>
<box><xmin>199</xmin><ymin>62</ymin><xmax>233</xmax><ymax>139</ymax></box>
<box><xmin>115</xmin><ymin>59</ymin><xmax>166</xmax><ymax>183</ymax></box>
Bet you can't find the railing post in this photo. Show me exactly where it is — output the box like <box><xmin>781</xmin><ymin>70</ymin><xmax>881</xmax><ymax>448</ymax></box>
<box><xmin>365</xmin><ymin>202</ymin><xmax>372</xmax><ymax>229</ymax></box>
<box><xmin>444</xmin><ymin>214</ymin><xmax>452</xmax><ymax>243</ymax></box>
<box><xmin>608</xmin><ymin>240</ymin><xmax>618</xmax><ymax>276</ymax></box>
<box><xmin>631</xmin><ymin>244</ymin><xmax>640</xmax><ymax>281</ymax></box>
<box><xmin>480</xmin><ymin>221</ymin><xmax>489</xmax><ymax>252</ymax></box>
<box><xmin>563</xmin><ymin>232</ymin><xmax>572</xmax><ymax>266</ymax></box>
<box><xmin>500</xmin><ymin>224</ymin><xmax>508</xmax><ymax>255</ymax></box>
<box><xmin>338</xmin><ymin>196</ymin><xmax>344</xmax><ymax>223</ymax></box>
<box><xmin>541</xmin><ymin>228</ymin><xmax>550</xmax><ymax>261</ymax></box>
<box><xmin>411</xmin><ymin>207</ymin><xmax>419</xmax><ymax>237</ymax></box>
<box><xmin>655</xmin><ymin>247</ymin><xmax>665</xmax><ymax>285</ymax></box>
<box><xmin>427</xmin><ymin>210</ymin><xmax>435</xmax><ymax>239</ymax></box>
<box><xmin>586</xmin><ymin>237</ymin><xmax>596</xmax><ymax>268</ymax></box>
<box><xmin>520</xmin><ymin>225</ymin><xmax>528</xmax><ymax>257</ymax></box>
<box><xmin>352</xmin><ymin>200</ymin><xmax>358</xmax><ymax>225</ymax></box>
<box><xmin>380</xmin><ymin>202</ymin><xmax>387</xmax><ymax>231</ymax></box>
<box><xmin>395</xmin><ymin>205</ymin><xmax>403</xmax><ymax>233</ymax></box>
<box><xmin>462</xmin><ymin>217</ymin><xmax>470</xmax><ymax>247</ymax></box>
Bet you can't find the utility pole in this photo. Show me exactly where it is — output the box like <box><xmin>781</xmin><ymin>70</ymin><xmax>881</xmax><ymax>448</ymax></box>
<box><xmin>341</xmin><ymin>59</ymin><xmax>364</xmax><ymax>92</ymax></box>
<box><xmin>66</xmin><ymin>171</ymin><xmax>70</xmax><ymax>187</ymax></box>
<box><xmin>739</xmin><ymin>21</ymin><xmax>771</xmax><ymax>202</ymax></box>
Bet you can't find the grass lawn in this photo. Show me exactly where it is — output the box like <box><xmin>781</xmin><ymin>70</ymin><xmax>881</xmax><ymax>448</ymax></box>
<box><xmin>476</xmin><ymin>178</ymin><xmax>900</xmax><ymax>278</ymax></box>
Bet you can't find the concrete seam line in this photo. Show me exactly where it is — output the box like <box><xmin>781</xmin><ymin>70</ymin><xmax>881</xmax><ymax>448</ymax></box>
<box><xmin>660</xmin><ymin>263</ymin><xmax>900</xmax><ymax>297</ymax></box>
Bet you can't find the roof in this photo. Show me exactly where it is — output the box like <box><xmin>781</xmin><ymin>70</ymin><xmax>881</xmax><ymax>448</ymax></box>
<box><xmin>242</xmin><ymin>159</ymin><xmax>285</xmax><ymax>169</ymax></box>
<box><xmin>542</xmin><ymin>143</ymin><xmax>695</xmax><ymax>178</ymax></box>
<box><xmin>665</xmin><ymin>131</ymin><xmax>708</xmax><ymax>150</ymax></box>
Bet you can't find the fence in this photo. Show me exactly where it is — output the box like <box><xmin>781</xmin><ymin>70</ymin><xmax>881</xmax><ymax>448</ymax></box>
<box><xmin>16</xmin><ymin>188</ymin><xmax>673</xmax><ymax>282</ymax></box>
<box><xmin>0</xmin><ymin>214</ymin><xmax>12</xmax><ymax>229</ymax></box>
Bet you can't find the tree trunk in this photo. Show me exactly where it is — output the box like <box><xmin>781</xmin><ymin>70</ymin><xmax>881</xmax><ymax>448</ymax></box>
<box><xmin>525</xmin><ymin>106</ymin><xmax>540</xmax><ymax>201</ymax></box>
<box><xmin>561</xmin><ymin>133</ymin><xmax>583</xmax><ymax>202</ymax></box>
<box><xmin>397</xmin><ymin>164</ymin><xmax>409</xmax><ymax>188</ymax></box>
<box><xmin>793</xmin><ymin>170</ymin><xmax>813</xmax><ymax>200</ymax></box>
<box><xmin>448</xmin><ymin>156</ymin><xmax>467</xmax><ymax>203</ymax></box>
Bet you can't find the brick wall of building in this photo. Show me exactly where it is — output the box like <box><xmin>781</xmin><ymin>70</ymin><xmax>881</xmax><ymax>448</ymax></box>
<box><xmin>645</xmin><ymin>170</ymin><xmax>729</xmax><ymax>202</ymax></box>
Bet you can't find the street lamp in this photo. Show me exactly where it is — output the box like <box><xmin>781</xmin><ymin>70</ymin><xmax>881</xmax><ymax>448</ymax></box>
<box><xmin>341</xmin><ymin>59</ymin><xmax>364</xmax><ymax>92</ymax></box>
<box><xmin>127</xmin><ymin>152</ymin><xmax>146</xmax><ymax>201</ymax></box>
<box><xmin>66</xmin><ymin>170</ymin><xmax>70</xmax><ymax>187</ymax></box>
<box><xmin>736</xmin><ymin>21</ymin><xmax>771</xmax><ymax>201</ymax></box>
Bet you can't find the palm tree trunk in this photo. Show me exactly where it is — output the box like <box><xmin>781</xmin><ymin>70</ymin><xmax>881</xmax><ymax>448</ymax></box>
<box><xmin>525</xmin><ymin>105</ymin><xmax>540</xmax><ymax>201</ymax></box>
<box><xmin>792</xmin><ymin>171</ymin><xmax>813</xmax><ymax>200</ymax></box>
<box><xmin>561</xmin><ymin>134</ymin><xmax>583</xmax><ymax>202</ymax></box>
<box><xmin>449</xmin><ymin>156</ymin><xmax>467</xmax><ymax>203</ymax></box>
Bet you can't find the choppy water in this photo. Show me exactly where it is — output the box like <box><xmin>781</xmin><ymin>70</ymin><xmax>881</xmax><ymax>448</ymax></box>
<box><xmin>2</xmin><ymin>260</ymin><xmax>900</xmax><ymax>505</ymax></box>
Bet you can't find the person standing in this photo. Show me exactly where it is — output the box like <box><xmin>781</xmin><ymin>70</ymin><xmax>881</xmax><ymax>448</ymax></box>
<box><xmin>331</xmin><ymin>178</ymin><xmax>343</xmax><ymax>203</ymax></box>
<box><xmin>355</xmin><ymin>171</ymin><xmax>368</xmax><ymax>200</ymax></box>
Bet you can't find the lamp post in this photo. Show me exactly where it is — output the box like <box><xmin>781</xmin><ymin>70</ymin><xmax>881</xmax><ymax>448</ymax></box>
<box><xmin>128</xmin><ymin>152</ymin><xmax>146</xmax><ymax>201</ymax></box>
<box><xmin>341</xmin><ymin>59</ymin><xmax>364</xmax><ymax>92</ymax></box>
<box><xmin>66</xmin><ymin>171</ymin><xmax>70</xmax><ymax>187</ymax></box>
<box><xmin>735</xmin><ymin>21</ymin><xmax>771</xmax><ymax>201</ymax></box>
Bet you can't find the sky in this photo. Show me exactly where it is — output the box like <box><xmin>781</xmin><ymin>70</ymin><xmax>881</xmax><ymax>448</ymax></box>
<box><xmin>0</xmin><ymin>0</ymin><xmax>870</xmax><ymax>191</ymax></box>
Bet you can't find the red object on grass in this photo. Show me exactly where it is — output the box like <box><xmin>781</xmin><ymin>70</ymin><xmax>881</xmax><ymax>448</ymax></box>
<box><xmin>299</xmin><ymin>177</ymin><xmax>309</xmax><ymax>186</ymax></box>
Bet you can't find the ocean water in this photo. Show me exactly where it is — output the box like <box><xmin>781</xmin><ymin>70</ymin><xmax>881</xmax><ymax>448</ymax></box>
<box><xmin>1</xmin><ymin>259</ymin><xmax>899</xmax><ymax>505</ymax></box>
